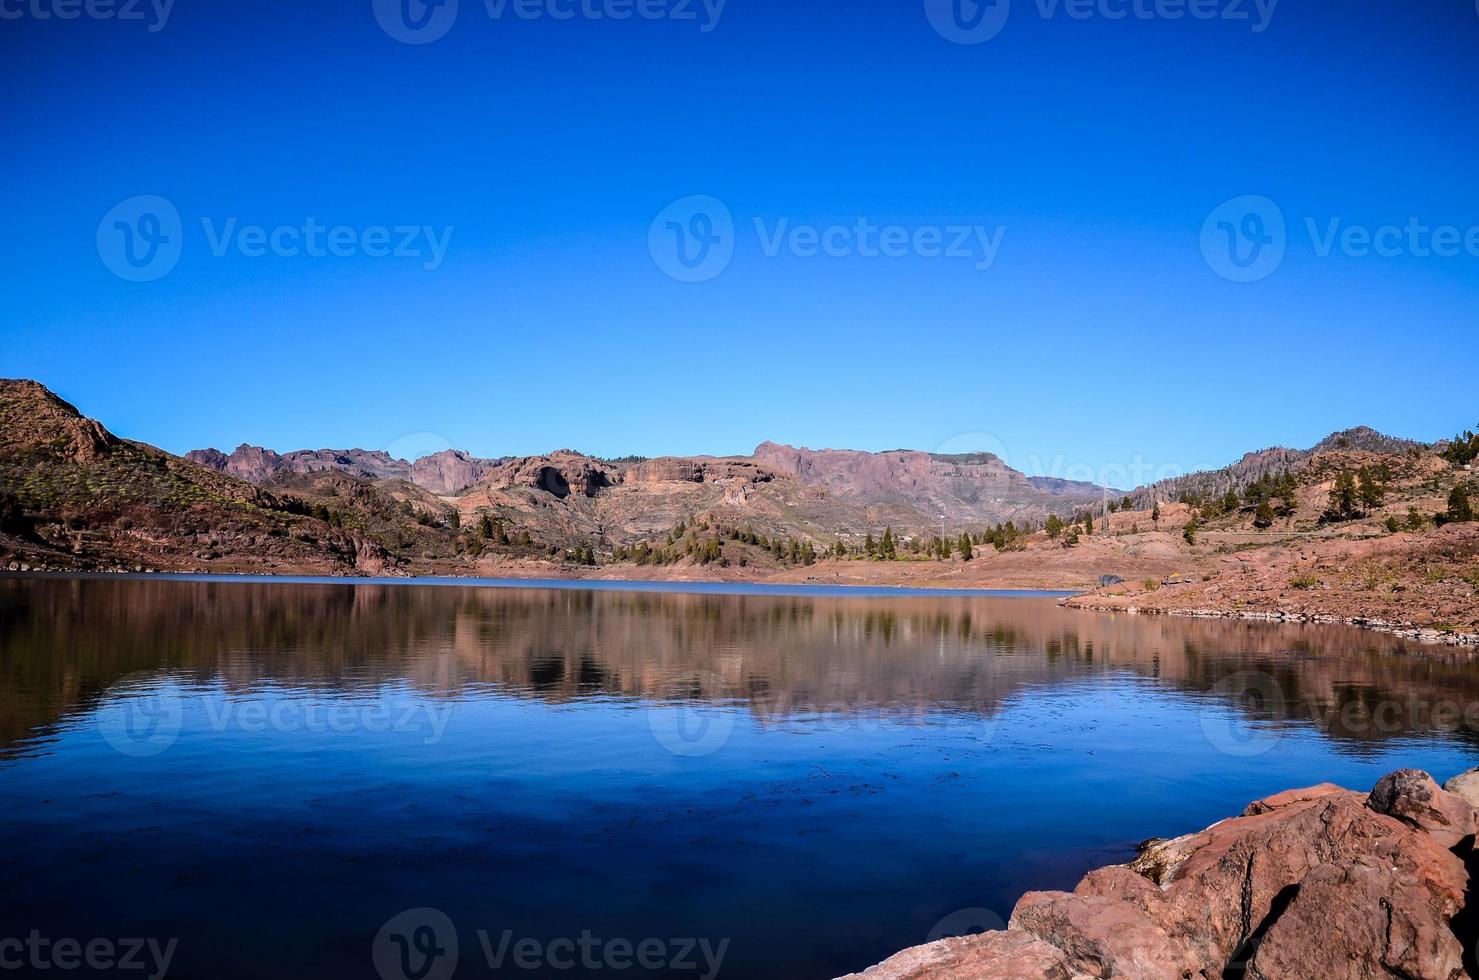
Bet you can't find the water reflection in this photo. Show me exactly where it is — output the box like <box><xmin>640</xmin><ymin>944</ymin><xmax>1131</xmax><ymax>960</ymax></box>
<box><xmin>4</xmin><ymin>576</ymin><xmax>1479</xmax><ymax>979</ymax></box>
<box><xmin>4</xmin><ymin>575</ymin><xmax>1479</xmax><ymax>757</ymax></box>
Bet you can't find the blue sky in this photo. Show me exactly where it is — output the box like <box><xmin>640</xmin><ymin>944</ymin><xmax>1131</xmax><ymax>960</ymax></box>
<box><xmin>2</xmin><ymin>0</ymin><xmax>1476</xmax><ymax>484</ymax></box>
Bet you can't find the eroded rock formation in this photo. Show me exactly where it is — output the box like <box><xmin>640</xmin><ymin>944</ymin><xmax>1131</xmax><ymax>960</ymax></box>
<box><xmin>843</xmin><ymin>769</ymin><xmax>1479</xmax><ymax>980</ymax></box>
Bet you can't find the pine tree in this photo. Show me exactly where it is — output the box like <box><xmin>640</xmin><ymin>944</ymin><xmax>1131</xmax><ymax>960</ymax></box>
<box><xmin>1084</xmin><ymin>513</ymin><xmax>1094</xmax><ymax>535</ymax></box>
<box><xmin>864</xmin><ymin>532</ymin><xmax>876</xmax><ymax>556</ymax></box>
<box><xmin>1151</xmin><ymin>502</ymin><xmax>1161</xmax><ymax>525</ymax></box>
<box><xmin>1326</xmin><ymin>472</ymin><xmax>1359</xmax><ymax>521</ymax></box>
<box><xmin>958</xmin><ymin>532</ymin><xmax>973</xmax><ymax>561</ymax></box>
<box><xmin>880</xmin><ymin>527</ymin><xmax>896</xmax><ymax>558</ymax></box>
<box><xmin>1045</xmin><ymin>514</ymin><xmax>1064</xmax><ymax>539</ymax></box>
<box><xmin>1440</xmin><ymin>486</ymin><xmax>1474</xmax><ymax>524</ymax></box>
<box><xmin>1254</xmin><ymin>500</ymin><xmax>1275</xmax><ymax>529</ymax></box>
<box><xmin>1357</xmin><ymin>467</ymin><xmax>1385</xmax><ymax>511</ymax></box>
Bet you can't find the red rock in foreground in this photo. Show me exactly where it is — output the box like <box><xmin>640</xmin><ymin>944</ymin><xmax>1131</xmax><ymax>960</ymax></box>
<box><xmin>842</xmin><ymin>769</ymin><xmax>1479</xmax><ymax>980</ymax></box>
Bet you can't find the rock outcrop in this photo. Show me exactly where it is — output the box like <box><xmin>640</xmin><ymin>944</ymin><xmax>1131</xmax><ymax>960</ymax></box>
<box><xmin>841</xmin><ymin>769</ymin><xmax>1479</xmax><ymax>980</ymax></box>
<box><xmin>483</xmin><ymin>451</ymin><xmax>617</xmax><ymax>499</ymax></box>
<box><xmin>623</xmin><ymin>457</ymin><xmax>777</xmax><ymax>486</ymax></box>
<box><xmin>753</xmin><ymin>441</ymin><xmax>1113</xmax><ymax>526</ymax></box>
<box><xmin>187</xmin><ymin>444</ymin><xmax>500</xmax><ymax>495</ymax></box>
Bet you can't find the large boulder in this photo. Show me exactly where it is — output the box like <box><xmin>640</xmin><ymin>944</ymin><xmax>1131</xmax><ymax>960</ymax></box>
<box><xmin>1367</xmin><ymin>768</ymin><xmax>1477</xmax><ymax>849</ymax></box>
<box><xmin>1442</xmin><ymin>766</ymin><xmax>1479</xmax><ymax>811</ymax></box>
<box><xmin>838</xmin><ymin>770</ymin><xmax>1475</xmax><ymax>980</ymax></box>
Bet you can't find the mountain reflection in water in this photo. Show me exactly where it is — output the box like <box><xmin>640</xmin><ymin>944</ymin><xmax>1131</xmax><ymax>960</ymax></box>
<box><xmin>2</xmin><ymin>575</ymin><xmax>1478</xmax><ymax>979</ymax></box>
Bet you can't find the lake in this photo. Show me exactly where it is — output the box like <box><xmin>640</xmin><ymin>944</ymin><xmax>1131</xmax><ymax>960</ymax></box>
<box><xmin>3</xmin><ymin>574</ymin><xmax>1478</xmax><ymax>979</ymax></box>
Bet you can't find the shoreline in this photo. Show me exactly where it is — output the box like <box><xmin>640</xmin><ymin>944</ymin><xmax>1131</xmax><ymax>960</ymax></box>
<box><xmin>1064</xmin><ymin>596</ymin><xmax>1479</xmax><ymax>648</ymax></box>
<box><xmin>0</xmin><ymin>568</ymin><xmax>1076</xmax><ymax>600</ymax></box>
<box><xmin>843</xmin><ymin>767</ymin><xmax>1479</xmax><ymax>979</ymax></box>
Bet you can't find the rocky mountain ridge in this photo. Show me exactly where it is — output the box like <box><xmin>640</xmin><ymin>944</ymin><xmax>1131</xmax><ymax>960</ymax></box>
<box><xmin>187</xmin><ymin>444</ymin><xmax>502</xmax><ymax>495</ymax></box>
<box><xmin>1126</xmin><ymin>425</ymin><xmax>1425</xmax><ymax>510</ymax></box>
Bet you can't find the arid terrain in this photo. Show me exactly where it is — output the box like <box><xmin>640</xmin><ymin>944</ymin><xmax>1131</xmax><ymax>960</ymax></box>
<box><xmin>2</xmin><ymin>378</ymin><xmax>1475</xmax><ymax>640</ymax></box>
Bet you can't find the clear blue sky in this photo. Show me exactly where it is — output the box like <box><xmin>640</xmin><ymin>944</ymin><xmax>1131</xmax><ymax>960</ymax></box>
<box><xmin>3</xmin><ymin>0</ymin><xmax>1476</xmax><ymax>485</ymax></box>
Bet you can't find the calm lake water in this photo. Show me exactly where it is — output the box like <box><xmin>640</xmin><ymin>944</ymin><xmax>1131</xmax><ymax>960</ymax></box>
<box><xmin>3</xmin><ymin>575</ymin><xmax>1479</xmax><ymax>979</ymax></box>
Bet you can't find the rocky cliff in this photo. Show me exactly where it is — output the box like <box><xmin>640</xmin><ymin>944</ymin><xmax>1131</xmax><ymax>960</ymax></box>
<box><xmin>186</xmin><ymin>444</ymin><xmax>500</xmax><ymax>494</ymax></box>
<box><xmin>753</xmin><ymin>441</ymin><xmax>1113</xmax><ymax>526</ymax></box>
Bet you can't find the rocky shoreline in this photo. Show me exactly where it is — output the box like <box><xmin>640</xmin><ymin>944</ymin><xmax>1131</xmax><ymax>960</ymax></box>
<box><xmin>843</xmin><ymin>768</ymin><xmax>1479</xmax><ymax>979</ymax></box>
<box><xmin>1062</xmin><ymin>597</ymin><xmax>1479</xmax><ymax>648</ymax></box>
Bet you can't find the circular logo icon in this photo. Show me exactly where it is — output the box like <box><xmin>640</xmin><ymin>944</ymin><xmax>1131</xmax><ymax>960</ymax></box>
<box><xmin>373</xmin><ymin>0</ymin><xmax>459</xmax><ymax>44</ymax></box>
<box><xmin>1199</xmin><ymin>669</ymin><xmax>1287</xmax><ymax>757</ymax></box>
<box><xmin>97</xmin><ymin>195</ymin><xmax>183</xmax><ymax>283</ymax></box>
<box><xmin>930</xmin><ymin>431</ymin><xmax>1019</xmax><ymax>508</ymax></box>
<box><xmin>927</xmin><ymin>907</ymin><xmax>1007</xmax><ymax>942</ymax></box>
<box><xmin>96</xmin><ymin>672</ymin><xmax>185</xmax><ymax>758</ymax></box>
<box><xmin>385</xmin><ymin>431</ymin><xmax>456</xmax><ymax>464</ymax></box>
<box><xmin>924</xmin><ymin>0</ymin><xmax>1010</xmax><ymax>44</ymax></box>
<box><xmin>648</xmin><ymin>672</ymin><xmax>736</xmax><ymax>757</ymax></box>
<box><xmin>1200</xmin><ymin>195</ymin><xmax>1286</xmax><ymax>283</ymax></box>
<box><xmin>373</xmin><ymin>908</ymin><xmax>459</xmax><ymax>980</ymax></box>
<box><xmin>648</xmin><ymin>195</ymin><xmax>735</xmax><ymax>283</ymax></box>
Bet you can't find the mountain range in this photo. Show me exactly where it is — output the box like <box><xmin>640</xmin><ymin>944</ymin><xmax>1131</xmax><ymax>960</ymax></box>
<box><xmin>0</xmin><ymin>378</ymin><xmax>1450</xmax><ymax>579</ymax></box>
